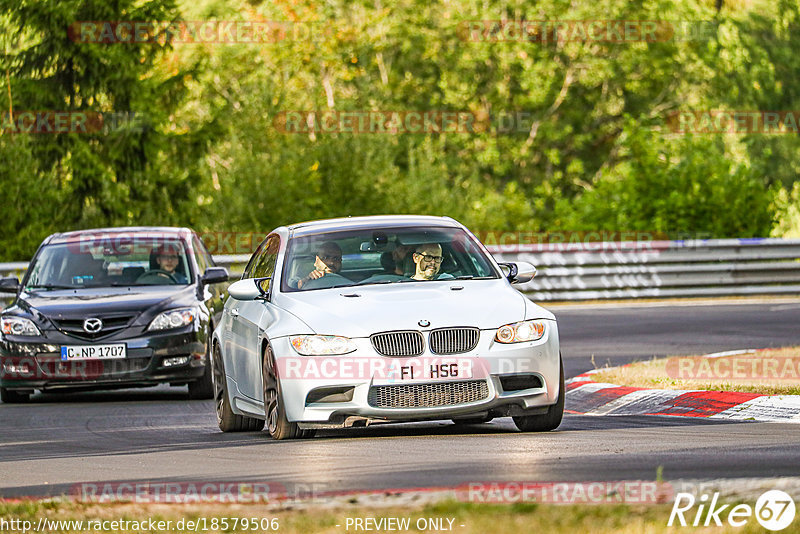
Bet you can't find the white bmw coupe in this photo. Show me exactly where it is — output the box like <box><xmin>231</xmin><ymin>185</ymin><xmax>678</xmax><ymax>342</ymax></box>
<box><xmin>212</xmin><ymin>215</ymin><xmax>562</xmax><ymax>439</ymax></box>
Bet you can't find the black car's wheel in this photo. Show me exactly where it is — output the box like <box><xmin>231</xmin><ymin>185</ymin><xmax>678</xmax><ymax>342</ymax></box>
<box><xmin>262</xmin><ymin>344</ymin><xmax>307</xmax><ymax>440</ymax></box>
<box><xmin>188</xmin><ymin>334</ymin><xmax>214</xmax><ymax>400</ymax></box>
<box><xmin>512</xmin><ymin>356</ymin><xmax>565</xmax><ymax>432</ymax></box>
<box><xmin>0</xmin><ymin>388</ymin><xmax>30</xmax><ymax>404</ymax></box>
<box><xmin>213</xmin><ymin>343</ymin><xmax>264</xmax><ymax>432</ymax></box>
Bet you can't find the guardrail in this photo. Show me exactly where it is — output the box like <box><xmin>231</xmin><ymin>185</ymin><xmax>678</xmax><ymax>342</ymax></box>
<box><xmin>489</xmin><ymin>237</ymin><xmax>800</xmax><ymax>300</ymax></box>
<box><xmin>1</xmin><ymin>238</ymin><xmax>799</xmax><ymax>303</ymax></box>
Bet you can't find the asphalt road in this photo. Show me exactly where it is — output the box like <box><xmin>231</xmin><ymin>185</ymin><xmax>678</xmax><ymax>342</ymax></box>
<box><xmin>2</xmin><ymin>300</ymin><xmax>800</xmax><ymax>499</ymax></box>
<box><xmin>554</xmin><ymin>300</ymin><xmax>800</xmax><ymax>377</ymax></box>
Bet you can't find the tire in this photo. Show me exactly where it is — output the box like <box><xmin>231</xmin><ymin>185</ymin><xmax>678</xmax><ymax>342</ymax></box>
<box><xmin>512</xmin><ymin>356</ymin><xmax>564</xmax><ymax>432</ymax></box>
<box><xmin>262</xmin><ymin>344</ymin><xmax>305</xmax><ymax>440</ymax></box>
<box><xmin>213</xmin><ymin>343</ymin><xmax>265</xmax><ymax>432</ymax></box>
<box><xmin>188</xmin><ymin>334</ymin><xmax>214</xmax><ymax>400</ymax></box>
<box><xmin>0</xmin><ymin>388</ymin><xmax>30</xmax><ymax>404</ymax></box>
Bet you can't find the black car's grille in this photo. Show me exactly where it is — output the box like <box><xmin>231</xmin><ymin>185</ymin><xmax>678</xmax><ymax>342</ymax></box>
<box><xmin>368</xmin><ymin>380</ymin><xmax>489</xmax><ymax>408</ymax></box>
<box><xmin>52</xmin><ymin>313</ymin><xmax>137</xmax><ymax>340</ymax></box>
<box><xmin>370</xmin><ymin>331</ymin><xmax>424</xmax><ymax>357</ymax></box>
<box><xmin>429</xmin><ymin>327</ymin><xmax>480</xmax><ymax>354</ymax></box>
<box><xmin>36</xmin><ymin>357</ymin><xmax>150</xmax><ymax>380</ymax></box>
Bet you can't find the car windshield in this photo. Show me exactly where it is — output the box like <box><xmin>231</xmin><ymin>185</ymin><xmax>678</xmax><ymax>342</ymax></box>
<box><xmin>25</xmin><ymin>237</ymin><xmax>193</xmax><ymax>289</ymax></box>
<box><xmin>281</xmin><ymin>226</ymin><xmax>499</xmax><ymax>292</ymax></box>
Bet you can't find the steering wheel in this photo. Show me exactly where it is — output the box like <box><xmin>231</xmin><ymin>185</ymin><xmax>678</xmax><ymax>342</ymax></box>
<box><xmin>301</xmin><ymin>273</ymin><xmax>353</xmax><ymax>289</ymax></box>
<box><xmin>136</xmin><ymin>269</ymin><xmax>178</xmax><ymax>285</ymax></box>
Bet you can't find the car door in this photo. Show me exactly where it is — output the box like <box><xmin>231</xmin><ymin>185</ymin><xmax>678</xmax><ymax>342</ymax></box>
<box><xmin>228</xmin><ymin>235</ymin><xmax>280</xmax><ymax>401</ymax></box>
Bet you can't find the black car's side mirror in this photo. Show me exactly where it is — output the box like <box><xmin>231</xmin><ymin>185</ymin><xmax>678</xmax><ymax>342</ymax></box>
<box><xmin>0</xmin><ymin>277</ymin><xmax>20</xmax><ymax>293</ymax></box>
<box><xmin>201</xmin><ymin>267</ymin><xmax>229</xmax><ymax>285</ymax></box>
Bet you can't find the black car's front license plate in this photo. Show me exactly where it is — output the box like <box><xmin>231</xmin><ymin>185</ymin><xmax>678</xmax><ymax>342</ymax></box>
<box><xmin>60</xmin><ymin>344</ymin><xmax>127</xmax><ymax>361</ymax></box>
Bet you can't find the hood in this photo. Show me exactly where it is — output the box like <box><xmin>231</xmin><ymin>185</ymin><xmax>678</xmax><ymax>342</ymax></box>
<box><xmin>276</xmin><ymin>279</ymin><xmax>541</xmax><ymax>338</ymax></box>
<box><xmin>14</xmin><ymin>286</ymin><xmax>195</xmax><ymax>326</ymax></box>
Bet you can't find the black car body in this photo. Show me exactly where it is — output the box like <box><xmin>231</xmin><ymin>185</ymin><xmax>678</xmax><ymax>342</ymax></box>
<box><xmin>0</xmin><ymin>227</ymin><xmax>229</xmax><ymax>403</ymax></box>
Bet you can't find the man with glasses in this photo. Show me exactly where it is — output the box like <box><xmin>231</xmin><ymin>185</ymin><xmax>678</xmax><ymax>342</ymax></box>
<box><xmin>298</xmin><ymin>241</ymin><xmax>343</xmax><ymax>289</ymax></box>
<box><xmin>411</xmin><ymin>243</ymin><xmax>453</xmax><ymax>281</ymax></box>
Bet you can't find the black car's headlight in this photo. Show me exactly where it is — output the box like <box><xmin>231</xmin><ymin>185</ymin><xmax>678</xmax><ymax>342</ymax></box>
<box><xmin>147</xmin><ymin>307</ymin><xmax>198</xmax><ymax>331</ymax></box>
<box><xmin>495</xmin><ymin>320</ymin><xmax>545</xmax><ymax>344</ymax></box>
<box><xmin>1</xmin><ymin>316</ymin><xmax>42</xmax><ymax>337</ymax></box>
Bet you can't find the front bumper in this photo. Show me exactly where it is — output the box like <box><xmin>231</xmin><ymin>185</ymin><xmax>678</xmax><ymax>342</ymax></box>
<box><xmin>266</xmin><ymin>320</ymin><xmax>560</xmax><ymax>425</ymax></box>
<box><xmin>0</xmin><ymin>326</ymin><xmax>206</xmax><ymax>392</ymax></box>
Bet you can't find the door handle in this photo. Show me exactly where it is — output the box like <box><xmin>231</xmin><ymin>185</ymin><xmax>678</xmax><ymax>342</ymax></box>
<box><xmin>230</xmin><ymin>309</ymin><xmax>240</xmax><ymax>317</ymax></box>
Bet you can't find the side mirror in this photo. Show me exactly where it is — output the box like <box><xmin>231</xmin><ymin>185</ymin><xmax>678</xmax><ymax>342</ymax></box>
<box><xmin>499</xmin><ymin>262</ymin><xmax>536</xmax><ymax>284</ymax></box>
<box><xmin>0</xmin><ymin>277</ymin><xmax>20</xmax><ymax>293</ymax></box>
<box><xmin>227</xmin><ymin>278</ymin><xmax>269</xmax><ymax>301</ymax></box>
<box><xmin>201</xmin><ymin>267</ymin><xmax>229</xmax><ymax>285</ymax></box>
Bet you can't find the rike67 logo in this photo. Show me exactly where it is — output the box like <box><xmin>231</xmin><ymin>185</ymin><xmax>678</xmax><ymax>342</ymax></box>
<box><xmin>669</xmin><ymin>490</ymin><xmax>796</xmax><ymax>531</ymax></box>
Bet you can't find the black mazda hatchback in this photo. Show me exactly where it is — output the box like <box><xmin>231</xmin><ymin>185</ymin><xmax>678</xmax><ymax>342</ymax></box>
<box><xmin>0</xmin><ymin>227</ymin><xmax>229</xmax><ymax>403</ymax></box>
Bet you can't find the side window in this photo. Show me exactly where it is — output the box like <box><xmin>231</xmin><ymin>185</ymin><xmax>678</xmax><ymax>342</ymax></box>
<box><xmin>252</xmin><ymin>235</ymin><xmax>280</xmax><ymax>279</ymax></box>
<box><xmin>243</xmin><ymin>238</ymin><xmax>266</xmax><ymax>279</ymax></box>
<box><xmin>192</xmin><ymin>235</ymin><xmax>210</xmax><ymax>275</ymax></box>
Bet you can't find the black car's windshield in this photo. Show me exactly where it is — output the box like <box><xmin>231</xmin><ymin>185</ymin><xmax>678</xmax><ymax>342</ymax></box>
<box><xmin>281</xmin><ymin>226</ymin><xmax>499</xmax><ymax>292</ymax></box>
<box><xmin>25</xmin><ymin>237</ymin><xmax>193</xmax><ymax>289</ymax></box>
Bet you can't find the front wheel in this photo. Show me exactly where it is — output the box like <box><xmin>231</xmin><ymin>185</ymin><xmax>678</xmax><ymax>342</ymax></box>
<box><xmin>213</xmin><ymin>343</ymin><xmax>264</xmax><ymax>432</ymax></box>
<box><xmin>263</xmin><ymin>344</ymin><xmax>311</xmax><ymax>440</ymax></box>
<box><xmin>0</xmin><ymin>388</ymin><xmax>30</xmax><ymax>404</ymax></box>
<box><xmin>512</xmin><ymin>356</ymin><xmax>564</xmax><ymax>432</ymax></box>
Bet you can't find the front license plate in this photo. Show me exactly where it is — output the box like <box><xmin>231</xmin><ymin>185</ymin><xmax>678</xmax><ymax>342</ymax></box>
<box><xmin>396</xmin><ymin>360</ymin><xmax>473</xmax><ymax>381</ymax></box>
<box><xmin>60</xmin><ymin>344</ymin><xmax>127</xmax><ymax>361</ymax></box>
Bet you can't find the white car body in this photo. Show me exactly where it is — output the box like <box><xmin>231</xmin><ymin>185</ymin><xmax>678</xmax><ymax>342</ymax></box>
<box><xmin>212</xmin><ymin>215</ymin><xmax>562</xmax><ymax>438</ymax></box>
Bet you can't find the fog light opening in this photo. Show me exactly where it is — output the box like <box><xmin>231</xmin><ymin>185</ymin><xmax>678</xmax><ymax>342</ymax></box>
<box><xmin>499</xmin><ymin>373</ymin><xmax>544</xmax><ymax>391</ymax></box>
<box><xmin>306</xmin><ymin>386</ymin><xmax>355</xmax><ymax>405</ymax></box>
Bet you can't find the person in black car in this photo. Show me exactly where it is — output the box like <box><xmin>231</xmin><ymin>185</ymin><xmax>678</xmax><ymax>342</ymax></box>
<box><xmin>138</xmin><ymin>243</ymin><xmax>188</xmax><ymax>285</ymax></box>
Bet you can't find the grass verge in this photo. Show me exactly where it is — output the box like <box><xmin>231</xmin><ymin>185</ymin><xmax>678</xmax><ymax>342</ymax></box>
<box><xmin>591</xmin><ymin>347</ymin><xmax>800</xmax><ymax>395</ymax></box>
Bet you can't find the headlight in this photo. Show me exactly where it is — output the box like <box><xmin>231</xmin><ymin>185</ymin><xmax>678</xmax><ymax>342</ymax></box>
<box><xmin>495</xmin><ymin>320</ymin><xmax>545</xmax><ymax>344</ymax></box>
<box><xmin>147</xmin><ymin>307</ymin><xmax>197</xmax><ymax>331</ymax></box>
<box><xmin>290</xmin><ymin>335</ymin><xmax>356</xmax><ymax>356</ymax></box>
<box><xmin>1</xmin><ymin>316</ymin><xmax>42</xmax><ymax>337</ymax></box>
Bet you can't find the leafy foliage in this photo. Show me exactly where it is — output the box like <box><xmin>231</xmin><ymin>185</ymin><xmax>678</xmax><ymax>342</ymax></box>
<box><xmin>0</xmin><ymin>0</ymin><xmax>798</xmax><ymax>259</ymax></box>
